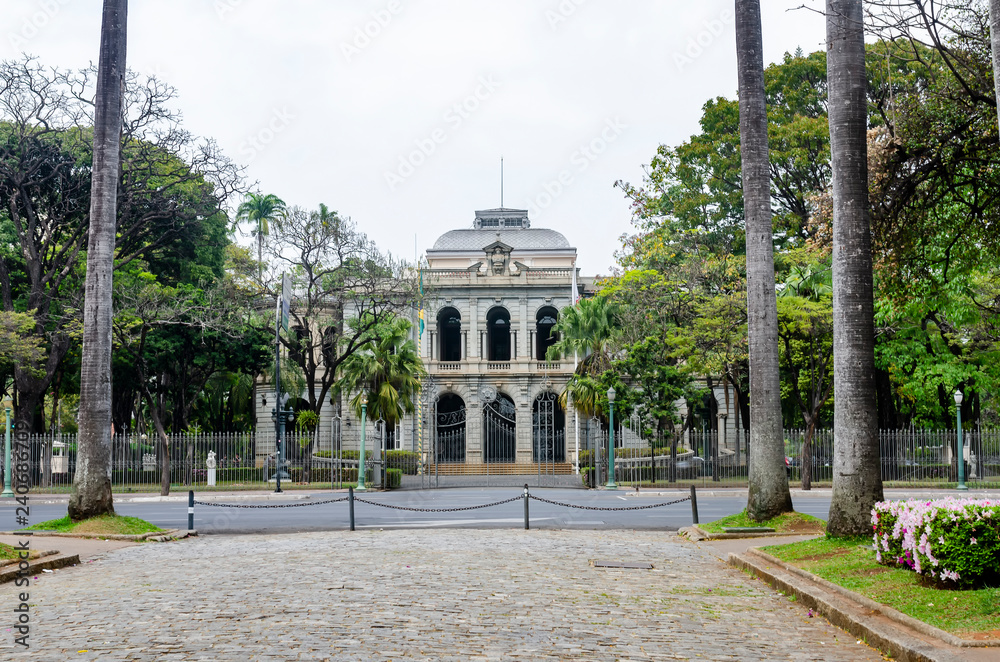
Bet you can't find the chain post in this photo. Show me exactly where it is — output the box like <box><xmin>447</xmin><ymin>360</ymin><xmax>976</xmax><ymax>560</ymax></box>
<box><xmin>690</xmin><ymin>485</ymin><xmax>699</xmax><ymax>525</ymax></box>
<box><xmin>188</xmin><ymin>490</ymin><xmax>194</xmax><ymax>532</ymax></box>
<box><xmin>349</xmin><ymin>486</ymin><xmax>355</xmax><ymax>531</ymax></box>
<box><xmin>523</xmin><ymin>483</ymin><xmax>530</xmax><ymax>530</ymax></box>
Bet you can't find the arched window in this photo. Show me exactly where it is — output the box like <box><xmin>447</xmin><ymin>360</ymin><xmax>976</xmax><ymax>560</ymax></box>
<box><xmin>535</xmin><ymin>306</ymin><xmax>559</xmax><ymax>361</ymax></box>
<box><xmin>437</xmin><ymin>307</ymin><xmax>462</xmax><ymax>362</ymax></box>
<box><xmin>486</xmin><ymin>307</ymin><xmax>511</xmax><ymax>362</ymax></box>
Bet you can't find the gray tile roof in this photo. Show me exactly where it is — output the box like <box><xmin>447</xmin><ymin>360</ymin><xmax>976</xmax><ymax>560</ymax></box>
<box><xmin>430</xmin><ymin>228</ymin><xmax>573</xmax><ymax>252</ymax></box>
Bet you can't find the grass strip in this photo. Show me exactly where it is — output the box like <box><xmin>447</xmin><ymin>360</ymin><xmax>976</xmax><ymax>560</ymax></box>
<box><xmin>762</xmin><ymin>536</ymin><xmax>1000</xmax><ymax>638</ymax></box>
<box><xmin>700</xmin><ymin>509</ymin><xmax>825</xmax><ymax>535</ymax></box>
<box><xmin>22</xmin><ymin>514</ymin><xmax>163</xmax><ymax>536</ymax></box>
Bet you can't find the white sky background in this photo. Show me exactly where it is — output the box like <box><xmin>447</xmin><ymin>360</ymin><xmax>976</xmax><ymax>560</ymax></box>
<box><xmin>3</xmin><ymin>0</ymin><xmax>827</xmax><ymax>276</ymax></box>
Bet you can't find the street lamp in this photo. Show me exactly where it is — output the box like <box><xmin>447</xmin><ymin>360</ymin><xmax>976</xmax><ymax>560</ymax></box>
<box><xmin>954</xmin><ymin>390</ymin><xmax>967</xmax><ymax>491</ymax></box>
<box><xmin>2</xmin><ymin>399</ymin><xmax>12</xmax><ymax>498</ymax></box>
<box><xmin>605</xmin><ymin>386</ymin><xmax>617</xmax><ymax>489</ymax></box>
<box><xmin>357</xmin><ymin>392</ymin><xmax>368</xmax><ymax>492</ymax></box>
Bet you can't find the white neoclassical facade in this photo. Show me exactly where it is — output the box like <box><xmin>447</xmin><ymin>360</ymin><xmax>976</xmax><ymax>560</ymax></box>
<box><xmin>408</xmin><ymin>207</ymin><xmax>593</xmax><ymax>472</ymax></box>
<box><xmin>253</xmin><ymin>206</ymin><xmax>594</xmax><ymax>473</ymax></box>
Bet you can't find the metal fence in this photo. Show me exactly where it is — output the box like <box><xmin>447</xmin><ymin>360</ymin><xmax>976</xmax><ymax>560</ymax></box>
<box><xmin>581</xmin><ymin>426</ymin><xmax>1000</xmax><ymax>489</ymax></box>
<box><xmin>8</xmin><ymin>426</ymin><xmax>1000</xmax><ymax>492</ymax></box>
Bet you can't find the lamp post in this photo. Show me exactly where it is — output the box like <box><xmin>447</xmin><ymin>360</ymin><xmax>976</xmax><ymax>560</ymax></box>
<box><xmin>605</xmin><ymin>386</ymin><xmax>617</xmax><ymax>489</ymax></box>
<box><xmin>2</xmin><ymin>401</ymin><xmax>13</xmax><ymax>498</ymax></box>
<box><xmin>357</xmin><ymin>392</ymin><xmax>368</xmax><ymax>492</ymax></box>
<box><xmin>954</xmin><ymin>390</ymin><xmax>967</xmax><ymax>491</ymax></box>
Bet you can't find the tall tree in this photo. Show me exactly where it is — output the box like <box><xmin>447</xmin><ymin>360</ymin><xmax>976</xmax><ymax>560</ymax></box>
<box><xmin>263</xmin><ymin>205</ymin><xmax>415</xmax><ymax>416</ymax></box>
<box><xmin>992</xmin><ymin>0</ymin><xmax>1000</xmax><ymax>135</ymax></box>
<box><xmin>826</xmin><ymin>0</ymin><xmax>884</xmax><ymax>536</ymax></box>
<box><xmin>69</xmin><ymin>0</ymin><xmax>127</xmax><ymax>520</ymax></box>
<box><xmin>236</xmin><ymin>192</ymin><xmax>286</xmax><ymax>282</ymax></box>
<box><xmin>736</xmin><ymin>0</ymin><xmax>794</xmax><ymax>520</ymax></box>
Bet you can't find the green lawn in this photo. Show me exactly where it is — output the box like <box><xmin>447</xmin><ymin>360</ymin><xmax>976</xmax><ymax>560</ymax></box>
<box><xmin>0</xmin><ymin>542</ymin><xmax>42</xmax><ymax>562</ymax></box>
<box><xmin>700</xmin><ymin>509</ymin><xmax>826</xmax><ymax>535</ymax></box>
<box><xmin>762</xmin><ymin>536</ymin><xmax>1000</xmax><ymax>638</ymax></box>
<box><xmin>22</xmin><ymin>514</ymin><xmax>163</xmax><ymax>536</ymax></box>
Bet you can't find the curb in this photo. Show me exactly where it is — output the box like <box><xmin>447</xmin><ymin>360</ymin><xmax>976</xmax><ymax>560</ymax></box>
<box><xmin>729</xmin><ymin>549</ymin><xmax>996</xmax><ymax>661</ymax></box>
<box><xmin>0</xmin><ymin>553</ymin><xmax>81</xmax><ymax>584</ymax></box>
<box><xmin>680</xmin><ymin>525</ymin><xmax>821</xmax><ymax>540</ymax></box>
<box><xmin>0</xmin><ymin>529</ymin><xmax>191</xmax><ymax>542</ymax></box>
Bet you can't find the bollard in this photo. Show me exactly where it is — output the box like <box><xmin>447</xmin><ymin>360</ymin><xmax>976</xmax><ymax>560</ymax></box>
<box><xmin>690</xmin><ymin>485</ymin><xmax>699</xmax><ymax>525</ymax></box>
<box><xmin>187</xmin><ymin>490</ymin><xmax>194</xmax><ymax>532</ymax></box>
<box><xmin>523</xmin><ymin>484</ymin><xmax>530</xmax><ymax>530</ymax></box>
<box><xmin>348</xmin><ymin>486</ymin><xmax>355</xmax><ymax>531</ymax></box>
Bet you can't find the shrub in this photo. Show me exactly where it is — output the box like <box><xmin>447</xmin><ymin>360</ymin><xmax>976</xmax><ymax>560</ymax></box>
<box><xmin>385</xmin><ymin>468</ymin><xmax>402</xmax><ymax>489</ymax></box>
<box><xmin>384</xmin><ymin>451</ymin><xmax>420</xmax><ymax>475</ymax></box>
<box><xmin>872</xmin><ymin>497</ymin><xmax>1000</xmax><ymax>588</ymax></box>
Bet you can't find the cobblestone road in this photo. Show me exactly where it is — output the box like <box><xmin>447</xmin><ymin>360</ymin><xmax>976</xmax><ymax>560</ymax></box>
<box><xmin>3</xmin><ymin>530</ymin><xmax>886</xmax><ymax>661</ymax></box>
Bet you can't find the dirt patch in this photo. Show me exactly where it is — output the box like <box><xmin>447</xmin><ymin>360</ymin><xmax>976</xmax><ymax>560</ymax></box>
<box><xmin>964</xmin><ymin>629</ymin><xmax>1000</xmax><ymax>642</ymax></box>
<box><xmin>797</xmin><ymin>547</ymin><xmax>852</xmax><ymax>562</ymax></box>
<box><xmin>780</xmin><ymin>522</ymin><xmax>825</xmax><ymax>534</ymax></box>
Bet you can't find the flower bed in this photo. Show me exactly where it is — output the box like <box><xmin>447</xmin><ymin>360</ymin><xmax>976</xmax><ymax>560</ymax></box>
<box><xmin>872</xmin><ymin>497</ymin><xmax>999</xmax><ymax>588</ymax></box>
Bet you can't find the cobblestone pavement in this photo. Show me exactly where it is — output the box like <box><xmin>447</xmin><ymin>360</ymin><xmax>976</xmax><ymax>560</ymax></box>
<box><xmin>2</xmin><ymin>530</ymin><xmax>887</xmax><ymax>661</ymax></box>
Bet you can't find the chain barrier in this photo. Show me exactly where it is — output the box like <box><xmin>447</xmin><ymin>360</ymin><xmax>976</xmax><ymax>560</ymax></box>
<box><xmin>353</xmin><ymin>495</ymin><xmax>522</xmax><ymax>513</ymax></box>
<box><xmin>192</xmin><ymin>496</ymin><xmax>350</xmax><ymax>509</ymax></box>
<box><xmin>528</xmin><ymin>494</ymin><xmax>691</xmax><ymax>511</ymax></box>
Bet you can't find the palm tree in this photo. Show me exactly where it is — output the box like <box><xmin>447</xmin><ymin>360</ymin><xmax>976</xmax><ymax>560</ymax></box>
<box><xmin>826</xmin><ymin>0</ymin><xmax>884</xmax><ymax>536</ymax></box>
<box><xmin>69</xmin><ymin>0</ymin><xmax>127</xmax><ymax>521</ymax></box>
<box><xmin>991</xmin><ymin>1</ymin><xmax>1000</xmax><ymax>135</ymax></box>
<box><xmin>736</xmin><ymin>0</ymin><xmax>793</xmax><ymax>520</ymax></box>
<box><xmin>235</xmin><ymin>193</ymin><xmax>286</xmax><ymax>282</ymax></box>
<box><xmin>338</xmin><ymin>316</ymin><xmax>425</xmax><ymax>432</ymax></box>
<box><xmin>546</xmin><ymin>296</ymin><xmax>618</xmax><ymax>377</ymax></box>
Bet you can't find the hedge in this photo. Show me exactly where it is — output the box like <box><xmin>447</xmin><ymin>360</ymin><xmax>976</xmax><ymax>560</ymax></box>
<box><xmin>872</xmin><ymin>497</ymin><xmax>1000</xmax><ymax>588</ymax></box>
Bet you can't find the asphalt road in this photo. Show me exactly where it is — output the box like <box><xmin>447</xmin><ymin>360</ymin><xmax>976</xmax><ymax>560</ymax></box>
<box><xmin>0</xmin><ymin>488</ymin><xmax>836</xmax><ymax>534</ymax></box>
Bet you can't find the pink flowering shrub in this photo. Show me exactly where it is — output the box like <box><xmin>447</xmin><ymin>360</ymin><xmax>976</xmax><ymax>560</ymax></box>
<box><xmin>872</xmin><ymin>497</ymin><xmax>999</xmax><ymax>589</ymax></box>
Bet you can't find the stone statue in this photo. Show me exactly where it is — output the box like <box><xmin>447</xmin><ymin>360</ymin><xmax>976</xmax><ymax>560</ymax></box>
<box><xmin>206</xmin><ymin>451</ymin><xmax>217</xmax><ymax>469</ymax></box>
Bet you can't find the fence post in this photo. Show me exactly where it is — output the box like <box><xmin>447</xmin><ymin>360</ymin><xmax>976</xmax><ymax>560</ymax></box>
<box><xmin>690</xmin><ymin>485</ymin><xmax>699</xmax><ymax>525</ymax></box>
<box><xmin>187</xmin><ymin>490</ymin><xmax>194</xmax><ymax>532</ymax></box>
<box><xmin>348</xmin><ymin>486</ymin><xmax>355</xmax><ymax>531</ymax></box>
<box><xmin>523</xmin><ymin>483</ymin><xmax>530</xmax><ymax>530</ymax></box>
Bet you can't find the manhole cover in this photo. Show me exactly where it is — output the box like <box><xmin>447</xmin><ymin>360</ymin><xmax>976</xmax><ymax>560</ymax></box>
<box><xmin>592</xmin><ymin>560</ymin><xmax>653</xmax><ymax>570</ymax></box>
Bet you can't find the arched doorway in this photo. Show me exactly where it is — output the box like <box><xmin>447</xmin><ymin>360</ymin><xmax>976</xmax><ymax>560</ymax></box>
<box><xmin>486</xmin><ymin>307</ymin><xmax>511</xmax><ymax>361</ymax></box>
<box><xmin>532</xmin><ymin>392</ymin><xmax>565</xmax><ymax>462</ymax></box>
<box><xmin>437</xmin><ymin>307</ymin><xmax>462</xmax><ymax>362</ymax></box>
<box><xmin>535</xmin><ymin>306</ymin><xmax>559</xmax><ymax>360</ymax></box>
<box><xmin>483</xmin><ymin>392</ymin><xmax>516</xmax><ymax>463</ymax></box>
<box><xmin>435</xmin><ymin>393</ymin><xmax>466</xmax><ymax>463</ymax></box>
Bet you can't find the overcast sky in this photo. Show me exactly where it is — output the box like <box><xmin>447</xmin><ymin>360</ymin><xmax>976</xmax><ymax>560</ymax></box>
<box><xmin>4</xmin><ymin>0</ymin><xmax>827</xmax><ymax>276</ymax></box>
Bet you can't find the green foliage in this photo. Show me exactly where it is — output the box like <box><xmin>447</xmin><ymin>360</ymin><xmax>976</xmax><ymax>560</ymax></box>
<box><xmin>385</xmin><ymin>468</ymin><xmax>402</xmax><ymax>489</ymax></box>
<box><xmin>384</xmin><ymin>450</ymin><xmax>420</xmax><ymax>475</ymax></box>
<box><xmin>338</xmin><ymin>315</ymin><xmax>425</xmax><ymax>427</ymax></box>
<box><xmin>295</xmin><ymin>409</ymin><xmax>319</xmax><ymax>432</ymax></box>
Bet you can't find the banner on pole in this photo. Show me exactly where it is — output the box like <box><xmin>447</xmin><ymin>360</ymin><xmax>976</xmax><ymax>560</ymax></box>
<box><xmin>281</xmin><ymin>273</ymin><xmax>291</xmax><ymax>331</ymax></box>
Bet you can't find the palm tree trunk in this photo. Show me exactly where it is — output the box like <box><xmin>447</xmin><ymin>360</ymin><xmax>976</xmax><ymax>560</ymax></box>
<box><xmin>736</xmin><ymin>0</ymin><xmax>793</xmax><ymax>520</ymax></box>
<box><xmin>68</xmin><ymin>0</ymin><xmax>127</xmax><ymax>521</ymax></box>
<box><xmin>826</xmin><ymin>0</ymin><xmax>884</xmax><ymax>536</ymax></box>
<box><xmin>991</xmin><ymin>0</ymin><xmax>1000</xmax><ymax>136</ymax></box>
